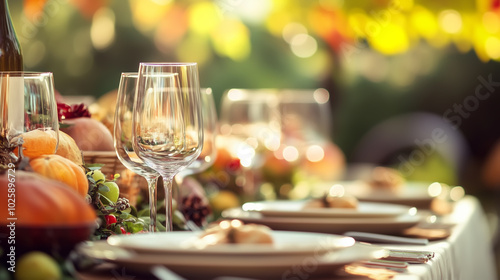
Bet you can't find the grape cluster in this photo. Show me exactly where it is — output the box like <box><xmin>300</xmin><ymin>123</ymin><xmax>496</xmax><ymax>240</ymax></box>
<box><xmin>115</xmin><ymin>197</ymin><xmax>130</xmax><ymax>211</ymax></box>
<box><xmin>181</xmin><ymin>195</ymin><xmax>211</xmax><ymax>227</ymax></box>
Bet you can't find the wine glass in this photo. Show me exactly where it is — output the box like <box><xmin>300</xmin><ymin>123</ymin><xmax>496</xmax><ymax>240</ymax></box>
<box><xmin>176</xmin><ymin>87</ymin><xmax>218</xmax><ymax>179</ymax></box>
<box><xmin>174</xmin><ymin>88</ymin><xmax>217</xmax><ymax>229</ymax></box>
<box><xmin>132</xmin><ymin>62</ymin><xmax>203</xmax><ymax>231</ymax></box>
<box><xmin>218</xmin><ymin>89</ymin><xmax>281</xmax><ymax>198</ymax></box>
<box><xmin>0</xmin><ymin>72</ymin><xmax>59</xmax><ymax>160</ymax></box>
<box><xmin>114</xmin><ymin>72</ymin><xmax>160</xmax><ymax>232</ymax></box>
<box><xmin>277</xmin><ymin>88</ymin><xmax>332</xmax><ymax>161</ymax></box>
<box><xmin>276</xmin><ymin>88</ymin><xmax>336</xmax><ymax>198</ymax></box>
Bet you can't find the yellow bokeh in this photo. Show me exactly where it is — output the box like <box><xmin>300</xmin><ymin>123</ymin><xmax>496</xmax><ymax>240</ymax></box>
<box><xmin>410</xmin><ymin>5</ymin><xmax>438</xmax><ymax>39</ymax></box>
<box><xmin>366</xmin><ymin>13</ymin><xmax>411</xmax><ymax>55</ymax></box>
<box><xmin>485</xmin><ymin>36</ymin><xmax>500</xmax><ymax>60</ymax></box>
<box><xmin>473</xmin><ymin>22</ymin><xmax>492</xmax><ymax>62</ymax></box>
<box><xmin>452</xmin><ymin>13</ymin><xmax>474</xmax><ymax>53</ymax></box>
<box><xmin>188</xmin><ymin>2</ymin><xmax>221</xmax><ymax>35</ymax></box>
<box><xmin>129</xmin><ymin>0</ymin><xmax>172</xmax><ymax>34</ymax></box>
<box><xmin>347</xmin><ymin>10</ymin><xmax>370</xmax><ymax>37</ymax></box>
<box><xmin>176</xmin><ymin>34</ymin><xmax>213</xmax><ymax>66</ymax></box>
<box><xmin>266</xmin><ymin>0</ymin><xmax>304</xmax><ymax>37</ymax></box>
<box><xmin>211</xmin><ymin>19</ymin><xmax>251</xmax><ymax>61</ymax></box>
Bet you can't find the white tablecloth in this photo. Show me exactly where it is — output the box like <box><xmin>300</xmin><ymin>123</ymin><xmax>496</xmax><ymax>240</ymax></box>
<box><xmin>385</xmin><ymin>196</ymin><xmax>496</xmax><ymax>280</ymax></box>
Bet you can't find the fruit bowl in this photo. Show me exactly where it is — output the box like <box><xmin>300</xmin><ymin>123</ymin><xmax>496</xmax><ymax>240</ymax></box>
<box><xmin>0</xmin><ymin>222</ymin><xmax>96</xmax><ymax>258</ymax></box>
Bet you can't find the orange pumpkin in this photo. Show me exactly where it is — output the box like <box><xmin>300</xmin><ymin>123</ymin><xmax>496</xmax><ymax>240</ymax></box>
<box><xmin>14</xmin><ymin>129</ymin><xmax>57</xmax><ymax>159</ymax></box>
<box><xmin>0</xmin><ymin>171</ymin><xmax>96</xmax><ymax>257</ymax></box>
<box><xmin>0</xmin><ymin>171</ymin><xmax>95</xmax><ymax>226</ymax></box>
<box><xmin>30</xmin><ymin>154</ymin><xmax>89</xmax><ymax>197</ymax></box>
<box><xmin>55</xmin><ymin>131</ymin><xmax>83</xmax><ymax>165</ymax></box>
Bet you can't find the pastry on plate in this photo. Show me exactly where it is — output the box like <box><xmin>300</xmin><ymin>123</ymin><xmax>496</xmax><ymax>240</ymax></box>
<box><xmin>303</xmin><ymin>194</ymin><xmax>358</xmax><ymax>209</ymax></box>
<box><xmin>197</xmin><ymin>220</ymin><xmax>273</xmax><ymax>246</ymax></box>
<box><xmin>366</xmin><ymin>166</ymin><xmax>405</xmax><ymax>192</ymax></box>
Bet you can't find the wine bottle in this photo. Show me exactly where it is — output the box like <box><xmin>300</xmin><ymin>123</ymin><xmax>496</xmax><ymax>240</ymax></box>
<box><xmin>0</xmin><ymin>0</ymin><xmax>22</xmax><ymax>70</ymax></box>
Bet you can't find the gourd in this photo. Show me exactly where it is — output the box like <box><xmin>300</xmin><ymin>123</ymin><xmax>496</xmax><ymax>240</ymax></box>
<box><xmin>30</xmin><ymin>154</ymin><xmax>89</xmax><ymax>197</ymax></box>
<box><xmin>55</xmin><ymin>131</ymin><xmax>83</xmax><ymax>165</ymax></box>
<box><xmin>0</xmin><ymin>171</ymin><xmax>95</xmax><ymax>226</ymax></box>
<box><xmin>0</xmin><ymin>170</ymin><xmax>96</xmax><ymax>257</ymax></box>
<box><xmin>61</xmin><ymin>117</ymin><xmax>114</xmax><ymax>151</ymax></box>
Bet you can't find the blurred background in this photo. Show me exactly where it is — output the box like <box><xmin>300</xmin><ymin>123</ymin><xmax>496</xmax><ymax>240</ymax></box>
<box><xmin>9</xmin><ymin>0</ymin><xmax>500</xmax><ymax>272</ymax></box>
<box><xmin>10</xmin><ymin>0</ymin><xmax>500</xmax><ymax>194</ymax></box>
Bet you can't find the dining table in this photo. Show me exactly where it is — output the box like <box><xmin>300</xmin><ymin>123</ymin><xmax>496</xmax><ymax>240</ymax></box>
<box><xmin>76</xmin><ymin>195</ymin><xmax>497</xmax><ymax>280</ymax></box>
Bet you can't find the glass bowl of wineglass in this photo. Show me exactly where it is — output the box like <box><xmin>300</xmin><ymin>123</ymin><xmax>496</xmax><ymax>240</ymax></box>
<box><xmin>277</xmin><ymin>88</ymin><xmax>333</xmax><ymax>162</ymax></box>
<box><xmin>218</xmin><ymin>88</ymin><xmax>281</xmax><ymax>199</ymax></box>
<box><xmin>176</xmin><ymin>87</ymin><xmax>218</xmax><ymax>180</ymax></box>
<box><xmin>0</xmin><ymin>72</ymin><xmax>59</xmax><ymax>162</ymax></box>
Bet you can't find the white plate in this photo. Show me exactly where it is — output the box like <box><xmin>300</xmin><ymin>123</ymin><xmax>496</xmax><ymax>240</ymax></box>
<box><xmin>107</xmin><ymin>230</ymin><xmax>355</xmax><ymax>256</ymax></box>
<box><xmin>222</xmin><ymin>208</ymin><xmax>421</xmax><ymax>235</ymax></box>
<box><xmin>78</xmin><ymin>240</ymin><xmax>385</xmax><ymax>279</ymax></box>
<box><xmin>242</xmin><ymin>200</ymin><xmax>413</xmax><ymax>218</ymax></box>
<box><xmin>333</xmin><ymin>181</ymin><xmax>434</xmax><ymax>207</ymax></box>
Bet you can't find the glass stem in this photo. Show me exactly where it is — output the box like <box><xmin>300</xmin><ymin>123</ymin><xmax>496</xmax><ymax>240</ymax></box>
<box><xmin>163</xmin><ymin>176</ymin><xmax>174</xmax><ymax>231</ymax></box>
<box><xmin>146</xmin><ymin>177</ymin><xmax>158</xmax><ymax>232</ymax></box>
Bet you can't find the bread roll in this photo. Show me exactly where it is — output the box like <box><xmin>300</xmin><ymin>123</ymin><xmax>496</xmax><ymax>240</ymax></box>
<box><xmin>303</xmin><ymin>195</ymin><xmax>358</xmax><ymax>209</ymax></box>
<box><xmin>366</xmin><ymin>166</ymin><xmax>405</xmax><ymax>191</ymax></box>
<box><xmin>198</xmin><ymin>220</ymin><xmax>273</xmax><ymax>246</ymax></box>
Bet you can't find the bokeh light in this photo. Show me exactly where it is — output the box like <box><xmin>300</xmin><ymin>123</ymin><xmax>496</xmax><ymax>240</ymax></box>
<box><xmin>439</xmin><ymin>10</ymin><xmax>463</xmax><ymax>34</ymax></box>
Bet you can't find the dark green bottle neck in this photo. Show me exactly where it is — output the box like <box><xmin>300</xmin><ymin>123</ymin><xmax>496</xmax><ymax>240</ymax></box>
<box><xmin>0</xmin><ymin>0</ymin><xmax>15</xmax><ymax>32</ymax></box>
<box><xmin>0</xmin><ymin>0</ymin><xmax>24</xmax><ymax>71</ymax></box>
<box><xmin>0</xmin><ymin>0</ymin><xmax>8</xmax><ymax>19</ymax></box>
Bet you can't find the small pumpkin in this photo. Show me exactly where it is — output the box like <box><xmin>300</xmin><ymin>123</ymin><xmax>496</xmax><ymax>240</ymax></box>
<box><xmin>14</xmin><ymin>129</ymin><xmax>58</xmax><ymax>159</ymax></box>
<box><xmin>0</xmin><ymin>171</ymin><xmax>96</xmax><ymax>226</ymax></box>
<box><xmin>30</xmin><ymin>154</ymin><xmax>89</xmax><ymax>197</ymax></box>
<box><xmin>55</xmin><ymin>131</ymin><xmax>83</xmax><ymax>165</ymax></box>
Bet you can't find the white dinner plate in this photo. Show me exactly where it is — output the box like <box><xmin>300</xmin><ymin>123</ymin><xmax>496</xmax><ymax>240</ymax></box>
<box><xmin>241</xmin><ymin>200</ymin><xmax>413</xmax><ymax>218</ymax></box>
<box><xmin>222</xmin><ymin>208</ymin><xmax>421</xmax><ymax>235</ymax></box>
<box><xmin>329</xmin><ymin>181</ymin><xmax>434</xmax><ymax>207</ymax></box>
<box><xmin>78</xmin><ymin>240</ymin><xmax>386</xmax><ymax>279</ymax></box>
<box><xmin>107</xmin><ymin>230</ymin><xmax>355</xmax><ymax>256</ymax></box>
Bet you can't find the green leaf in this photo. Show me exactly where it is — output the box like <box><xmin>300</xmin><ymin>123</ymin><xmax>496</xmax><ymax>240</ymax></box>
<box><xmin>85</xmin><ymin>164</ymin><xmax>105</xmax><ymax>170</ymax></box>
<box><xmin>129</xmin><ymin>205</ymin><xmax>139</xmax><ymax>217</ymax></box>
<box><xmin>58</xmin><ymin>122</ymin><xmax>73</xmax><ymax>129</ymax></box>
<box><xmin>137</xmin><ymin>208</ymin><xmax>150</xmax><ymax>217</ymax></box>
<box><xmin>130</xmin><ymin>222</ymin><xmax>146</xmax><ymax>233</ymax></box>
<box><xmin>119</xmin><ymin>212</ymin><xmax>130</xmax><ymax>220</ymax></box>
<box><xmin>156</xmin><ymin>213</ymin><xmax>166</xmax><ymax>223</ymax></box>
<box><xmin>156</xmin><ymin>221</ymin><xmax>167</xmax><ymax>232</ymax></box>
<box><xmin>98</xmin><ymin>185</ymin><xmax>110</xmax><ymax>192</ymax></box>
<box><xmin>173</xmin><ymin>210</ymin><xmax>187</xmax><ymax>226</ymax></box>
<box><xmin>112</xmin><ymin>224</ymin><xmax>122</xmax><ymax>234</ymax></box>
<box><xmin>100</xmin><ymin>195</ymin><xmax>114</xmax><ymax>206</ymax></box>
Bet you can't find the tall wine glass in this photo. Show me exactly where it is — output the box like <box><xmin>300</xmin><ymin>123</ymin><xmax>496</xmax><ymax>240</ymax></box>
<box><xmin>114</xmin><ymin>72</ymin><xmax>160</xmax><ymax>232</ymax></box>
<box><xmin>174</xmin><ymin>88</ymin><xmax>217</xmax><ymax>229</ymax></box>
<box><xmin>218</xmin><ymin>89</ymin><xmax>281</xmax><ymax>198</ymax></box>
<box><xmin>132</xmin><ymin>63</ymin><xmax>203</xmax><ymax>231</ymax></box>
<box><xmin>277</xmin><ymin>88</ymin><xmax>332</xmax><ymax>161</ymax></box>
<box><xmin>176</xmin><ymin>87</ymin><xmax>218</xmax><ymax>179</ymax></box>
<box><xmin>0</xmin><ymin>72</ymin><xmax>59</xmax><ymax>160</ymax></box>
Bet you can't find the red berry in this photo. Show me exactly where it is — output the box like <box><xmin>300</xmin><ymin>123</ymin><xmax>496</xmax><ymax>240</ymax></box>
<box><xmin>227</xmin><ymin>158</ymin><xmax>241</xmax><ymax>173</ymax></box>
<box><xmin>104</xmin><ymin>215</ymin><xmax>117</xmax><ymax>226</ymax></box>
<box><xmin>120</xmin><ymin>227</ymin><xmax>127</xmax><ymax>234</ymax></box>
